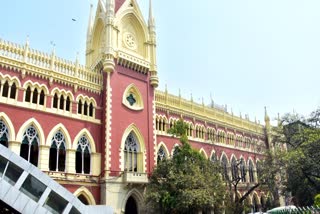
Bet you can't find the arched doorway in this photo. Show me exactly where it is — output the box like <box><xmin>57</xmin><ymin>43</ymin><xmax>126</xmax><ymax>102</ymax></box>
<box><xmin>125</xmin><ymin>196</ymin><xmax>138</xmax><ymax>214</ymax></box>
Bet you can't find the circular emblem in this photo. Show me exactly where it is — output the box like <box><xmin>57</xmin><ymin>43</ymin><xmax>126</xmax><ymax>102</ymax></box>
<box><xmin>124</xmin><ymin>32</ymin><xmax>137</xmax><ymax>50</ymax></box>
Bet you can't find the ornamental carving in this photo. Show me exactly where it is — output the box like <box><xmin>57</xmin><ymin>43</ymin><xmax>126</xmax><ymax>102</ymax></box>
<box><xmin>123</xmin><ymin>32</ymin><xmax>137</xmax><ymax>50</ymax></box>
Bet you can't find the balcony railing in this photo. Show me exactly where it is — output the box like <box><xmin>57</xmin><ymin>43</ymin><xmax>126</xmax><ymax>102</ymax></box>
<box><xmin>123</xmin><ymin>171</ymin><xmax>148</xmax><ymax>183</ymax></box>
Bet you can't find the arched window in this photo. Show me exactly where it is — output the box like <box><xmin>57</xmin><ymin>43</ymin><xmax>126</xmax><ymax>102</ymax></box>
<box><xmin>59</xmin><ymin>95</ymin><xmax>64</xmax><ymax>110</ymax></box>
<box><xmin>32</xmin><ymin>88</ymin><xmax>38</xmax><ymax>104</ymax></box>
<box><xmin>221</xmin><ymin>155</ymin><xmax>229</xmax><ymax>181</ymax></box>
<box><xmin>252</xmin><ymin>196</ymin><xmax>259</xmax><ymax>212</ymax></box>
<box><xmin>10</xmin><ymin>82</ymin><xmax>17</xmax><ymax>99</ymax></box>
<box><xmin>78</xmin><ymin>100</ymin><xmax>82</xmax><ymax>114</ymax></box>
<box><xmin>66</xmin><ymin>96</ymin><xmax>71</xmax><ymax>112</ymax></box>
<box><xmin>231</xmin><ymin>157</ymin><xmax>238</xmax><ymax>180</ymax></box>
<box><xmin>89</xmin><ymin>103</ymin><xmax>94</xmax><ymax>117</ymax></box>
<box><xmin>53</xmin><ymin>93</ymin><xmax>58</xmax><ymax>108</ymax></box>
<box><xmin>0</xmin><ymin>120</ymin><xmax>9</xmax><ymax>147</ymax></box>
<box><xmin>157</xmin><ymin>146</ymin><xmax>167</xmax><ymax>162</ymax></box>
<box><xmin>256</xmin><ymin>161</ymin><xmax>262</xmax><ymax>182</ymax></box>
<box><xmin>20</xmin><ymin>125</ymin><xmax>39</xmax><ymax>166</ymax></box>
<box><xmin>49</xmin><ymin>130</ymin><xmax>66</xmax><ymax>172</ymax></box>
<box><xmin>39</xmin><ymin>90</ymin><xmax>45</xmax><ymax>106</ymax></box>
<box><xmin>25</xmin><ymin>86</ymin><xmax>31</xmax><ymax>102</ymax></box>
<box><xmin>172</xmin><ymin>146</ymin><xmax>179</xmax><ymax>157</ymax></box>
<box><xmin>84</xmin><ymin>101</ymin><xmax>88</xmax><ymax>116</ymax></box>
<box><xmin>210</xmin><ymin>153</ymin><xmax>216</xmax><ymax>162</ymax></box>
<box><xmin>124</xmin><ymin>132</ymin><xmax>139</xmax><ymax>172</ymax></box>
<box><xmin>2</xmin><ymin>81</ymin><xmax>9</xmax><ymax>97</ymax></box>
<box><xmin>240</xmin><ymin>159</ymin><xmax>246</xmax><ymax>182</ymax></box>
<box><xmin>249</xmin><ymin>160</ymin><xmax>255</xmax><ymax>183</ymax></box>
<box><xmin>76</xmin><ymin>135</ymin><xmax>91</xmax><ymax>174</ymax></box>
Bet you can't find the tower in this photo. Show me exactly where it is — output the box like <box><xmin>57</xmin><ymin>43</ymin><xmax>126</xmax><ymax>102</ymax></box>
<box><xmin>86</xmin><ymin>0</ymin><xmax>158</xmax><ymax>212</ymax></box>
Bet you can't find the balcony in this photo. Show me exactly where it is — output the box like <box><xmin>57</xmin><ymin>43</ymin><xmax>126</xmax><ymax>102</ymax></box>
<box><xmin>123</xmin><ymin>171</ymin><xmax>148</xmax><ymax>184</ymax></box>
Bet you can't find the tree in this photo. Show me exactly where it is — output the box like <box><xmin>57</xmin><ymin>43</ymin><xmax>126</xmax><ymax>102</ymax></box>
<box><xmin>146</xmin><ymin>119</ymin><xmax>225</xmax><ymax>213</ymax></box>
<box><xmin>272</xmin><ymin>109</ymin><xmax>320</xmax><ymax>206</ymax></box>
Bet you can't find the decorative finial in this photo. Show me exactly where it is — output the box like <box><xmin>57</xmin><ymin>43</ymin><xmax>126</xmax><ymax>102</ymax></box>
<box><xmin>75</xmin><ymin>52</ymin><xmax>79</xmax><ymax>64</ymax></box>
<box><xmin>264</xmin><ymin>106</ymin><xmax>270</xmax><ymax>126</ymax></box>
<box><xmin>26</xmin><ymin>35</ymin><xmax>29</xmax><ymax>46</ymax></box>
<box><xmin>50</xmin><ymin>41</ymin><xmax>56</xmax><ymax>55</ymax></box>
<box><xmin>202</xmin><ymin>97</ymin><xmax>204</xmax><ymax>105</ymax></box>
<box><xmin>178</xmin><ymin>88</ymin><xmax>181</xmax><ymax>97</ymax></box>
<box><xmin>190</xmin><ymin>93</ymin><xmax>193</xmax><ymax>102</ymax></box>
<box><xmin>165</xmin><ymin>84</ymin><xmax>167</xmax><ymax>93</ymax></box>
<box><xmin>148</xmin><ymin>0</ymin><xmax>155</xmax><ymax>28</ymax></box>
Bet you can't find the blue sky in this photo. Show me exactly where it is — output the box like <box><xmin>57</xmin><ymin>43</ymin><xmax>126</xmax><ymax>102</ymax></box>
<box><xmin>1</xmin><ymin>0</ymin><xmax>320</xmax><ymax>124</ymax></box>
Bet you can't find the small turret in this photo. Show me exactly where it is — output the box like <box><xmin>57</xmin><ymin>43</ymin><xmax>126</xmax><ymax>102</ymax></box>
<box><xmin>86</xmin><ymin>4</ymin><xmax>94</xmax><ymax>53</ymax></box>
<box><xmin>148</xmin><ymin>0</ymin><xmax>158</xmax><ymax>87</ymax></box>
<box><xmin>264</xmin><ymin>106</ymin><xmax>270</xmax><ymax>128</ymax></box>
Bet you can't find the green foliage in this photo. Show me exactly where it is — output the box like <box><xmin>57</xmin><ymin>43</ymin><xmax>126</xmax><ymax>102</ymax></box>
<box><xmin>272</xmin><ymin>109</ymin><xmax>320</xmax><ymax>206</ymax></box>
<box><xmin>146</xmin><ymin>119</ymin><xmax>225</xmax><ymax>213</ymax></box>
<box><xmin>314</xmin><ymin>194</ymin><xmax>320</xmax><ymax>207</ymax></box>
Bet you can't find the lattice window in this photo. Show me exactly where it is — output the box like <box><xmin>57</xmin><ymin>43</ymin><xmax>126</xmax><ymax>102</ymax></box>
<box><xmin>76</xmin><ymin>135</ymin><xmax>91</xmax><ymax>174</ymax></box>
<box><xmin>49</xmin><ymin>130</ymin><xmax>66</xmax><ymax>172</ymax></box>
<box><xmin>157</xmin><ymin>146</ymin><xmax>167</xmax><ymax>162</ymax></box>
<box><xmin>124</xmin><ymin>132</ymin><xmax>140</xmax><ymax>172</ymax></box>
<box><xmin>0</xmin><ymin>120</ymin><xmax>9</xmax><ymax>147</ymax></box>
<box><xmin>20</xmin><ymin>125</ymin><xmax>39</xmax><ymax>166</ymax></box>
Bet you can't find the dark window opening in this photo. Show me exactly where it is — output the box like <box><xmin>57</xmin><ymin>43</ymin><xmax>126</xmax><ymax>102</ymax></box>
<box><xmin>10</xmin><ymin>82</ymin><xmax>17</xmax><ymax>99</ymax></box>
<box><xmin>78</xmin><ymin>195</ymin><xmax>89</xmax><ymax>205</ymax></box>
<box><xmin>53</xmin><ymin>93</ymin><xmax>58</xmax><ymax>108</ymax></box>
<box><xmin>25</xmin><ymin>87</ymin><xmax>31</xmax><ymax>102</ymax></box>
<box><xmin>0</xmin><ymin>135</ymin><xmax>8</xmax><ymax>148</ymax></box>
<box><xmin>125</xmin><ymin>196</ymin><xmax>138</xmax><ymax>214</ymax></box>
<box><xmin>66</xmin><ymin>96</ymin><xmax>71</xmax><ymax>112</ymax></box>
<box><xmin>78</xmin><ymin>100</ymin><xmax>82</xmax><ymax>114</ymax></box>
<box><xmin>84</xmin><ymin>102</ymin><xmax>88</xmax><ymax>116</ymax></box>
<box><xmin>75</xmin><ymin>146</ymin><xmax>82</xmax><ymax>173</ymax></box>
<box><xmin>49</xmin><ymin>145</ymin><xmax>57</xmax><ymax>171</ymax></box>
<box><xmin>39</xmin><ymin>90</ymin><xmax>45</xmax><ymax>105</ymax></box>
<box><xmin>89</xmin><ymin>103</ymin><xmax>94</xmax><ymax>117</ymax></box>
<box><xmin>83</xmin><ymin>147</ymin><xmax>90</xmax><ymax>174</ymax></box>
<box><xmin>2</xmin><ymin>81</ymin><xmax>9</xmax><ymax>97</ymax></box>
<box><xmin>32</xmin><ymin>88</ymin><xmax>38</xmax><ymax>104</ymax></box>
<box><xmin>59</xmin><ymin>95</ymin><xmax>64</xmax><ymax>110</ymax></box>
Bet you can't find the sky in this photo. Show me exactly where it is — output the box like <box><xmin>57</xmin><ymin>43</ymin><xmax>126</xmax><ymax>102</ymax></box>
<box><xmin>1</xmin><ymin>0</ymin><xmax>320</xmax><ymax>125</ymax></box>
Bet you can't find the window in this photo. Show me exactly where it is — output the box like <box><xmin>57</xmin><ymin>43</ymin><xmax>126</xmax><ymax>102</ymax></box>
<box><xmin>32</xmin><ymin>88</ymin><xmax>38</xmax><ymax>104</ymax></box>
<box><xmin>66</xmin><ymin>96</ymin><xmax>71</xmax><ymax>112</ymax></box>
<box><xmin>39</xmin><ymin>90</ymin><xmax>45</xmax><ymax>105</ymax></box>
<box><xmin>0</xmin><ymin>120</ymin><xmax>9</xmax><ymax>147</ymax></box>
<box><xmin>84</xmin><ymin>101</ymin><xmax>88</xmax><ymax>115</ymax></box>
<box><xmin>157</xmin><ymin>146</ymin><xmax>167</xmax><ymax>162</ymax></box>
<box><xmin>122</xmin><ymin>84</ymin><xmax>144</xmax><ymax>111</ymax></box>
<box><xmin>49</xmin><ymin>130</ymin><xmax>66</xmax><ymax>172</ymax></box>
<box><xmin>210</xmin><ymin>153</ymin><xmax>216</xmax><ymax>162</ymax></box>
<box><xmin>2</xmin><ymin>81</ymin><xmax>9</xmax><ymax>97</ymax></box>
<box><xmin>9</xmin><ymin>82</ymin><xmax>17</xmax><ymax>99</ymax></box>
<box><xmin>240</xmin><ymin>159</ymin><xmax>246</xmax><ymax>182</ymax></box>
<box><xmin>249</xmin><ymin>160</ymin><xmax>255</xmax><ymax>183</ymax></box>
<box><xmin>20</xmin><ymin>174</ymin><xmax>46</xmax><ymax>202</ymax></box>
<box><xmin>78</xmin><ymin>100</ymin><xmax>82</xmax><ymax>114</ymax></box>
<box><xmin>172</xmin><ymin>146</ymin><xmax>179</xmax><ymax>157</ymax></box>
<box><xmin>231</xmin><ymin>157</ymin><xmax>238</xmax><ymax>180</ymax></box>
<box><xmin>124</xmin><ymin>132</ymin><xmax>140</xmax><ymax>172</ymax></box>
<box><xmin>89</xmin><ymin>103</ymin><xmax>93</xmax><ymax>117</ymax></box>
<box><xmin>59</xmin><ymin>95</ymin><xmax>64</xmax><ymax>110</ymax></box>
<box><xmin>53</xmin><ymin>93</ymin><xmax>58</xmax><ymax>108</ymax></box>
<box><xmin>256</xmin><ymin>161</ymin><xmax>262</xmax><ymax>182</ymax></box>
<box><xmin>221</xmin><ymin>155</ymin><xmax>229</xmax><ymax>181</ymax></box>
<box><xmin>20</xmin><ymin>125</ymin><xmax>39</xmax><ymax>166</ymax></box>
<box><xmin>25</xmin><ymin>86</ymin><xmax>31</xmax><ymax>102</ymax></box>
<box><xmin>76</xmin><ymin>135</ymin><xmax>91</xmax><ymax>174</ymax></box>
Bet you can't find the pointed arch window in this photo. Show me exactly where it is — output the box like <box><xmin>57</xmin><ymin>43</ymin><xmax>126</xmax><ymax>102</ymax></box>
<box><xmin>39</xmin><ymin>90</ymin><xmax>45</xmax><ymax>106</ymax></box>
<box><xmin>210</xmin><ymin>153</ymin><xmax>216</xmax><ymax>163</ymax></box>
<box><xmin>78</xmin><ymin>100</ymin><xmax>82</xmax><ymax>114</ymax></box>
<box><xmin>76</xmin><ymin>135</ymin><xmax>91</xmax><ymax>174</ymax></box>
<box><xmin>32</xmin><ymin>88</ymin><xmax>38</xmax><ymax>104</ymax></box>
<box><xmin>84</xmin><ymin>101</ymin><xmax>88</xmax><ymax>116</ymax></box>
<box><xmin>20</xmin><ymin>125</ymin><xmax>39</xmax><ymax>166</ymax></box>
<box><xmin>249</xmin><ymin>160</ymin><xmax>255</xmax><ymax>183</ymax></box>
<box><xmin>231</xmin><ymin>157</ymin><xmax>238</xmax><ymax>180</ymax></box>
<box><xmin>59</xmin><ymin>95</ymin><xmax>64</xmax><ymax>110</ymax></box>
<box><xmin>66</xmin><ymin>96</ymin><xmax>71</xmax><ymax>112</ymax></box>
<box><xmin>157</xmin><ymin>146</ymin><xmax>167</xmax><ymax>162</ymax></box>
<box><xmin>256</xmin><ymin>161</ymin><xmax>262</xmax><ymax>182</ymax></box>
<box><xmin>240</xmin><ymin>159</ymin><xmax>246</xmax><ymax>182</ymax></box>
<box><xmin>124</xmin><ymin>132</ymin><xmax>140</xmax><ymax>172</ymax></box>
<box><xmin>10</xmin><ymin>82</ymin><xmax>17</xmax><ymax>99</ymax></box>
<box><xmin>0</xmin><ymin>120</ymin><xmax>9</xmax><ymax>147</ymax></box>
<box><xmin>25</xmin><ymin>86</ymin><xmax>31</xmax><ymax>102</ymax></box>
<box><xmin>53</xmin><ymin>93</ymin><xmax>58</xmax><ymax>108</ymax></box>
<box><xmin>221</xmin><ymin>155</ymin><xmax>229</xmax><ymax>181</ymax></box>
<box><xmin>2</xmin><ymin>81</ymin><xmax>9</xmax><ymax>97</ymax></box>
<box><xmin>49</xmin><ymin>130</ymin><xmax>66</xmax><ymax>172</ymax></box>
<box><xmin>89</xmin><ymin>103</ymin><xmax>94</xmax><ymax>117</ymax></box>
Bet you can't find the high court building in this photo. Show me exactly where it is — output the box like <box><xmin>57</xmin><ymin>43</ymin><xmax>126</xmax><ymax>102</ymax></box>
<box><xmin>0</xmin><ymin>0</ymin><xmax>274</xmax><ymax>213</ymax></box>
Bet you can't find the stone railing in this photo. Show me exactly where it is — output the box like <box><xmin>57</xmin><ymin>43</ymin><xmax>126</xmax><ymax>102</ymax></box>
<box><xmin>0</xmin><ymin>39</ymin><xmax>103</xmax><ymax>93</ymax></box>
<box><xmin>155</xmin><ymin>90</ymin><xmax>264</xmax><ymax>134</ymax></box>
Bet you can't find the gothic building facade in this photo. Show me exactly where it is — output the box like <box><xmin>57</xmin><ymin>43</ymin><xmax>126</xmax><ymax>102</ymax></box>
<box><xmin>0</xmin><ymin>0</ymin><xmax>271</xmax><ymax>213</ymax></box>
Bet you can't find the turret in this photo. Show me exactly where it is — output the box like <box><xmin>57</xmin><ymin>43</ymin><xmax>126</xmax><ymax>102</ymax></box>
<box><xmin>148</xmin><ymin>0</ymin><xmax>158</xmax><ymax>87</ymax></box>
<box><xmin>86</xmin><ymin>4</ymin><xmax>94</xmax><ymax>58</ymax></box>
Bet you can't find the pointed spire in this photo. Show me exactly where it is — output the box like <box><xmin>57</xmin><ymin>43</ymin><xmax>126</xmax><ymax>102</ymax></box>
<box><xmin>264</xmin><ymin>106</ymin><xmax>270</xmax><ymax>126</ymax></box>
<box><xmin>87</xmin><ymin>4</ymin><xmax>94</xmax><ymax>39</ymax></box>
<box><xmin>25</xmin><ymin>35</ymin><xmax>30</xmax><ymax>47</ymax></box>
<box><xmin>148</xmin><ymin>0</ymin><xmax>155</xmax><ymax>28</ymax></box>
